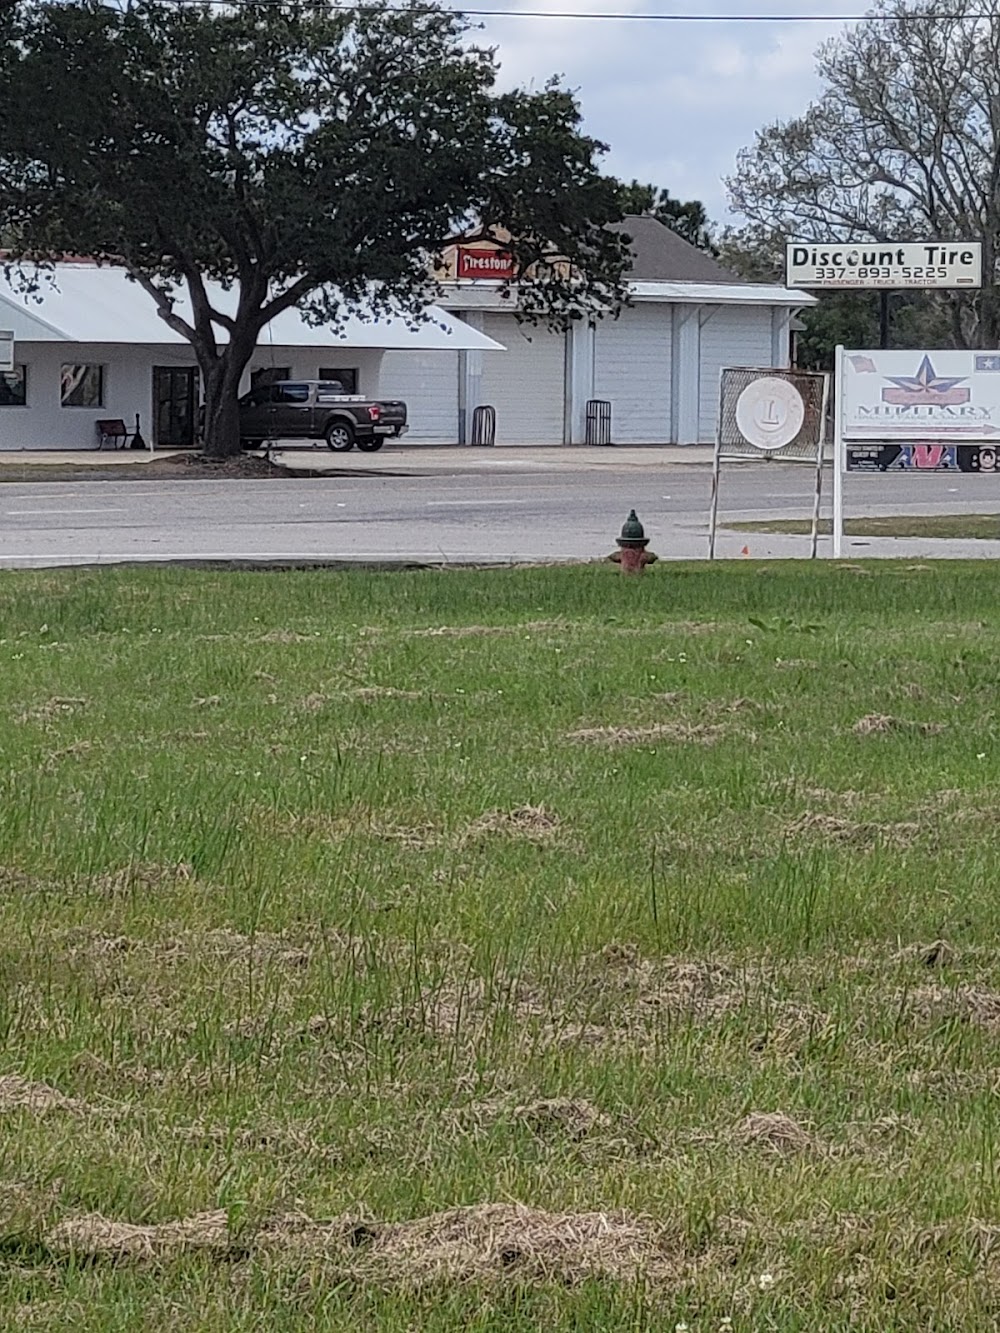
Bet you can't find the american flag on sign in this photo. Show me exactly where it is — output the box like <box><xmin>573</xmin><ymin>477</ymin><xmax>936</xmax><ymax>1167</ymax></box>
<box><xmin>848</xmin><ymin>355</ymin><xmax>877</xmax><ymax>373</ymax></box>
<box><xmin>975</xmin><ymin>355</ymin><xmax>1000</xmax><ymax>372</ymax></box>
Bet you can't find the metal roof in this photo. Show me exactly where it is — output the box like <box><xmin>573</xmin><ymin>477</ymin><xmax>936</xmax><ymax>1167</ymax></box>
<box><xmin>0</xmin><ymin>264</ymin><xmax>504</xmax><ymax>350</ymax></box>
<box><xmin>629</xmin><ymin>280</ymin><xmax>814</xmax><ymax>307</ymax></box>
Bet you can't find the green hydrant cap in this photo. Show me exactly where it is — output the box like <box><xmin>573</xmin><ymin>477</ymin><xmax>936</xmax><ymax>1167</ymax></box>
<box><xmin>617</xmin><ymin>508</ymin><xmax>649</xmax><ymax>547</ymax></box>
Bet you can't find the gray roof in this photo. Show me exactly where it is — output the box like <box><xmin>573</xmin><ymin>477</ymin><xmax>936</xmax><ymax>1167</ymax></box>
<box><xmin>612</xmin><ymin>215</ymin><xmax>741</xmax><ymax>284</ymax></box>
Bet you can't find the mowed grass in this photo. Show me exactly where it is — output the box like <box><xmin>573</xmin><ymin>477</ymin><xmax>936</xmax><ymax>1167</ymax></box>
<box><xmin>2</xmin><ymin>562</ymin><xmax>1000</xmax><ymax>1329</ymax></box>
<box><xmin>731</xmin><ymin>514</ymin><xmax>1000</xmax><ymax>540</ymax></box>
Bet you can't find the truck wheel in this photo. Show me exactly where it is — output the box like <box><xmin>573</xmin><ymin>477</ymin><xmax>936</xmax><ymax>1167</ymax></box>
<box><xmin>356</xmin><ymin>438</ymin><xmax>385</xmax><ymax>452</ymax></box>
<box><xmin>325</xmin><ymin>420</ymin><xmax>355</xmax><ymax>452</ymax></box>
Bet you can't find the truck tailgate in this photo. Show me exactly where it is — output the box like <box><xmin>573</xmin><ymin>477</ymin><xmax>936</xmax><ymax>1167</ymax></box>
<box><xmin>376</xmin><ymin>400</ymin><xmax>407</xmax><ymax>428</ymax></box>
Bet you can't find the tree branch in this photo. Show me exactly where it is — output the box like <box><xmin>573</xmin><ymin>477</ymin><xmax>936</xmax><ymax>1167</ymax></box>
<box><xmin>126</xmin><ymin>266</ymin><xmax>198</xmax><ymax>345</ymax></box>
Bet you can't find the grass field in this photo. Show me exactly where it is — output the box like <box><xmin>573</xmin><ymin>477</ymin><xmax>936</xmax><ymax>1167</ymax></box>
<box><xmin>2</xmin><ymin>561</ymin><xmax>1000</xmax><ymax>1329</ymax></box>
<box><xmin>730</xmin><ymin>514</ymin><xmax>1000</xmax><ymax>540</ymax></box>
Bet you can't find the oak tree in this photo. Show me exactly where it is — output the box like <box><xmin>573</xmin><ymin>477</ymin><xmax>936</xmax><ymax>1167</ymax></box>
<box><xmin>0</xmin><ymin>0</ymin><xmax>631</xmax><ymax>455</ymax></box>
<box><xmin>728</xmin><ymin>0</ymin><xmax>1000</xmax><ymax>348</ymax></box>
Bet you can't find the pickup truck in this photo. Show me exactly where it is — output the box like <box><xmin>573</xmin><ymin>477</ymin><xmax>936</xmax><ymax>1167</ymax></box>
<box><xmin>237</xmin><ymin>379</ymin><xmax>407</xmax><ymax>452</ymax></box>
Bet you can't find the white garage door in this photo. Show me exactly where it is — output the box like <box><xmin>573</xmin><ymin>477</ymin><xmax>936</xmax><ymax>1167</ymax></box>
<box><xmin>379</xmin><ymin>351</ymin><xmax>459</xmax><ymax>443</ymax></box>
<box><xmin>481</xmin><ymin>316</ymin><xmax>566</xmax><ymax>444</ymax></box>
<box><xmin>698</xmin><ymin>307</ymin><xmax>774</xmax><ymax>442</ymax></box>
<box><xmin>594</xmin><ymin>305</ymin><xmax>672</xmax><ymax>444</ymax></box>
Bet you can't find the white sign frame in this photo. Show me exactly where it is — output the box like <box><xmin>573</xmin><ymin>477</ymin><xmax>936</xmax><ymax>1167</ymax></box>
<box><xmin>710</xmin><ymin>367</ymin><xmax>829</xmax><ymax>560</ymax></box>
<box><xmin>839</xmin><ymin>348</ymin><xmax>1000</xmax><ymax>441</ymax></box>
<box><xmin>786</xmin><ymin>241</ymin><xmax>982</xmax><ymax>291</ymax></box>
<box><xmin>0</xmin><ymin>332</ymin><xmax>13</xmax><ymax>374</ymax></box>
<box><xmin>832</xmin><ymin>344</ymin><xmax>1000</xmax><ymax>557</ymax></box>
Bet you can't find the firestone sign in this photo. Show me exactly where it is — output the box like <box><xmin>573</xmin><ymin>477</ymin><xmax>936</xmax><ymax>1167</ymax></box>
<box><xmin>841</xmin><ymin>350</ymin><xmax>1000</xmax><ymax>440</ymax></box>
<box><xmin>786</xmin><ymin>241</ymin><xmax>982</xmax><ymax>290</ymax></box>
<box><xmin>456</xmin><ymin>248</ymin><xmax>515</xmax><ymax>281</ymax></box>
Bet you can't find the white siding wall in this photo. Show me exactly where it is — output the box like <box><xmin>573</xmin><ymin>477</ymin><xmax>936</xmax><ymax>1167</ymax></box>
<box><xmin>0</xmin><ymin>343</ymin><xmax>385</xmax><ymax>450</ymax></box>
<box><xmin>378</xmin><ymin>351</ymin><xmax>459</xmax><ymax>443</ymax></box>
<box><xmin>697</xmin><ymin>307</ymin><xmax>776</xmax><ymax>443</ymax></box>
<box><xmin>0</xmin><ymin>342</ymin><xmax>194</xmax><ymax>450</ymax></box>
<box><xmin>593</xmin><ymin>305</ymin><xmax>672</xmax><ymax>444</ymax></box>
<box><xmin>480</xmin><ymin>316</ymin><xmax>565</xmax><ymax>444</ymax></box>
<box><xmin>249</xmin><ymin>349</ymin><xmax>384</xmax><ymax>395</ymax></box>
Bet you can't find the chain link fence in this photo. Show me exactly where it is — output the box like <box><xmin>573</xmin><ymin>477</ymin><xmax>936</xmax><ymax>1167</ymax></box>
<box><xmin>717</xmin><ymin>367</ymin><xmax>827</xmax><ymax>463</ymax></box>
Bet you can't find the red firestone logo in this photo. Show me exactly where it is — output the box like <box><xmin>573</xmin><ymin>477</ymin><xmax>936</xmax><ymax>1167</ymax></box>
<box><xmin>457</xmin><ymin>248</ymin><xmax>515</xmax><ymax>280</ymax></box>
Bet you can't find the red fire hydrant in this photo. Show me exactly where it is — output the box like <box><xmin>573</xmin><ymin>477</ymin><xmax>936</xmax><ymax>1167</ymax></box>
<box><xmin>608</xmin><ymin>509</ymin><xmax>658</xmax><ymax>574</ymax></box>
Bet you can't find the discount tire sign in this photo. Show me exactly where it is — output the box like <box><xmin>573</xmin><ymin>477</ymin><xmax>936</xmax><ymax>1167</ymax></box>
<box><xmin>786</xmin><ymin>242</ymin><xmax>982</xmax><ymax>290</ymax></box>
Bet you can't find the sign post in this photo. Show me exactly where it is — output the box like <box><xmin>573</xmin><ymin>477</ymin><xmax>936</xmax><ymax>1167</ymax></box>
<box><xmin>833</xmin><ymin>346</ymin><xmax>845</xmax><ymax>558</ymax></box>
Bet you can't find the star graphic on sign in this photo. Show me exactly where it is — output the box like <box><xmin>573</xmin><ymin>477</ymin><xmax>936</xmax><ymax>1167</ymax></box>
<box><xmin>885</xmin><ymin>355</ymin><xmax>968</xmax><ymax>396</ymax></box>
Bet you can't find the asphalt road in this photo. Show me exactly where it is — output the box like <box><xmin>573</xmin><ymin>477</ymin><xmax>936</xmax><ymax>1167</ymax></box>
<box><xmin>4</xmin><ymin>451</ymin><xmax>1000</xmax><ymax>566</ymax></box>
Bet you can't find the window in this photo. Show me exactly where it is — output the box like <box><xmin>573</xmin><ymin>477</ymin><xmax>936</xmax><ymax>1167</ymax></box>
<box><xmin>250</xmin><ymin>366</ymin><xmax>291</xmax><ymax>389</ymax></box>
<box><xmin>61</xmin><ymin>364</ymin><xmax>104</xmax><ymax>408</ymax></box>
<box><xmin>319</xmin><ymin>367</ymin><xmax>358</xmax><ymax>394</ymax></box>
<box><xmin>0</xmin><ymin>366</ymin><xmax>27</xmax><ymax>407</ymax></box>
<box><xmin>272</xmin><ymin>383</ymin><xmax>309</xmax><ymax>403</ymax></box>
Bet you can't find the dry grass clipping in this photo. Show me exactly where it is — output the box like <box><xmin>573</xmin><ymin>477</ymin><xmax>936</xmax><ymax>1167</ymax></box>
<box><xmin>15</xmin><ymin>696</ymin><xmax>87</xmax><ymax>725</ymax></box>
<box><xmin>786</xmin><ymin>811</ymin><xmax>921</xmax><ymax>850</ymax></box>
<box><xmin>407</xmin><ymin>619</ymin><xmax>567</xmax><ymax>639</ymax></box>
<box><xmin>463</xmin><ymin>1096</ymin><xmax>616</xmax><ymax>1143</ymax></box>
<box><xmin>90</xmin><ymin>861</ymin><xmax>195</xmax><ymax>895</ymax></box>
<box><xmin>581</xmin><ymin>944</ymin><xmax>752</xmax><ymax>1023</ymax></box>
<box><xmin>341</xmin><ymin>1203</ymin><xmax>678</xmax><ymax>1286</ymax></box>
<box><xmin>567</xmin><ymin>722</ymin><xmax>725</xmax><ymax>747</ymax></box>
<box><xmin>893</xmin><ymin>939</ymin><xmax>958</xmax><ymax>969</ymax></box>
<box><xmin>736</xmin><ymin>1111</ymin><xmax>821</xmax><ymax>1156</ymax></box>
<box><xmin>906</xmin><ymin>984</ymin><xmax>1000</xmax><ymax>1030</ymax></box>
<box><xmin>461</xmin><ymin>805</ymin><xmax>563</xmax><ymax>845</ymax></box>
<box><xmin>46</xmin><ymin>1202</ymin><xmax>682</xmax><ymax>1285</ymax></box>
<box><xmin>852</xmin><ymin>713</ymin><xmax>946</xmax><ymax>737</ymax></box>
<box><xmin>347</xmin><ymin>686</ymin><xmax>427</xmax><ymax>702</ymax></box>
<box><xmin>46</xmin><ymin>1210</ymin><xmax>235</xmax><ymax>1260</ymax></box>
<box><xmin>61</xmin><ymin>925</ymin><xmax>317</xmax><ymax>969</ymax></box>
<box><xmin>371</xmin><ymin>819</ymin><xmax>441</xmax><ymax>851</ymax></box>
<box><xmin>255</xmin><ymin>629</ymin><xmax>316</xmax><ymax>643</ymax></box>
<box><xmin>0</xmin><ymin>1074</ymin><xmax>82</xmax><ymax>1114</ymax></box>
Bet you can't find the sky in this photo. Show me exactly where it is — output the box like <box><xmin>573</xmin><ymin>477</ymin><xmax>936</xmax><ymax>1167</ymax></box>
<box><xmin>476</xmin><ymin>0</ymin><xmax>864</xmax><ymax>224</ymax></box>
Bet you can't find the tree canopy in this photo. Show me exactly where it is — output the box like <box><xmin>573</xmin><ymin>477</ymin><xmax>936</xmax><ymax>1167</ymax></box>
<box><xmin>0</xmin><ymin>0</ymin><xmax>631</xmax><ymax>454</ymax></box>
<box><xmin>728</xmin><ymin>0</ymin><xmax>1000</xmax><ymax>349</ymax></box>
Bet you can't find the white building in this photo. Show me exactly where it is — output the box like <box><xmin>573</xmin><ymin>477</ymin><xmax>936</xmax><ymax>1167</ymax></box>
<box><xmin>386</xmin><ymin>216</ymin><xmax>813</xmax><ymax>446</ymax></box>
<box><xmin>0</xmin><ymin>221</ymin><xmax>811</xmax><ymax>450</ymax></box>
<box><xmin>0</xmin><ymin>264</ymin><xmax>501</xmax><ymax>450</ymax></box>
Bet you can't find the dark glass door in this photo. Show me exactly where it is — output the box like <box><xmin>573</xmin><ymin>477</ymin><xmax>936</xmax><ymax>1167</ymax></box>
<box><xmin>153</xmin><ymin>366</ymin><xmax>199</xmax><ymax>447</ymax></box>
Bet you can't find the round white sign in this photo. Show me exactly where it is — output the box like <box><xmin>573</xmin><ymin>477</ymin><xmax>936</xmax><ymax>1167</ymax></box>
<box><xmin>734</xmin><ymin>377</ymin><xmax>806</xmax><ymax>452</ymax></box>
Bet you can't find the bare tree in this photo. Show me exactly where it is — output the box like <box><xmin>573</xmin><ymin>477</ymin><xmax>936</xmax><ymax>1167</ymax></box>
<box><xmin>728</xmin><ymin>0</ymin><xmax>1000</xmax><ymax>347</ymax></box>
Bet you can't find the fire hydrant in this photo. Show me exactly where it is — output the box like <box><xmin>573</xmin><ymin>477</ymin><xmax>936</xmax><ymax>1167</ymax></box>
<box><xmin>608</xmin><ymin>509</ymin><xmax>658</xmax><ymax>574</ymax></box>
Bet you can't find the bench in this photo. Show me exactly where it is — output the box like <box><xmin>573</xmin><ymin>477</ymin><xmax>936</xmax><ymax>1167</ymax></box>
<box><xmin>95</xmin><ymin>419</ymin><xmax>132</xmax><ymax>450</ymax></box>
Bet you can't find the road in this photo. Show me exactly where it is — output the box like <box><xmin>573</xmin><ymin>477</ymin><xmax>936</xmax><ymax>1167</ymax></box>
<box><xmin>3</xmin><ymin>447</ymin><xmax>1000</xmax><ymax>566</ymax></box>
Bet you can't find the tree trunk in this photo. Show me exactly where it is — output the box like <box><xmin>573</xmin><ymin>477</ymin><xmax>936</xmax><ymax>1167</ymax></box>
<box><xmin>199</xmin><ymin>339</ymin><xmax>257</xmax><ymax>459</ymax></box>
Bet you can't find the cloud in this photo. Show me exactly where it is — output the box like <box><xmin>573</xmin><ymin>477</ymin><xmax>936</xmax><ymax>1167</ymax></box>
<box><xmin>476</xmin><ymin>0</ymin><xmax>859</xmax><ymax>220</ymax></box>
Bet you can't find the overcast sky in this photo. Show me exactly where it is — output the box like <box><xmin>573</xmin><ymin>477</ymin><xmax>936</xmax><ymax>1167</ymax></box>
<box><xmin>478</xmin><ymin>1</ymin><xmax>863</xmax><ymax>224</ymax></box>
